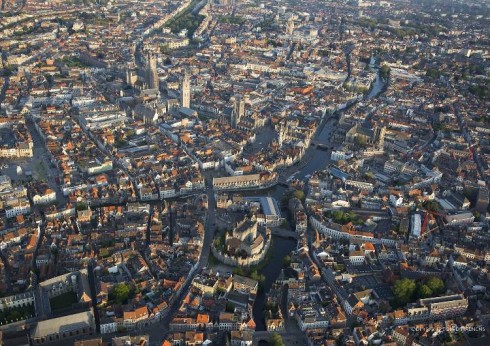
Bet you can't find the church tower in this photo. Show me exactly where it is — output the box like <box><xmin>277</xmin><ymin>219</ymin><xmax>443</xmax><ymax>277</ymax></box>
<box><xmin>126</xmin><ymin>66</ymin><xmax>137</xmax><ymax>87</ymax></box>
<box><xmin>181</xmin><ymin>73</ymin><xmax>191</xmax><ymax>108</ymax></box>
<box><xmin>230</xmin><ymin>95</ymin><xmax>244</xmax><ymax>128</ymax></box>
<box><xmin>147</xmin><ymin>53</ymin><xmax>159</xmax><ymax>90</ymax></box>
<box><xmin>376</xmin><ymin>126</ymin><xmax>386</xmax><ymax>149</ymax></box>
<box><xmin>234</xmin><ymin>95</ymin><xmax>245</xmax><ymax>119</ymax></box>
<box><xmin>278</xmin><ymin>124</ymin><xmax>288</xmax><ymax>146</ymax></box>
<box><xmin>230</xmin><ymin>96</ymin><xmax>238</xmax><ymax>128</ymax></box>
<box><xmin>286</xmin><ymin>19</ymin><xmax>294</xmax><ymax>35</ymax></box>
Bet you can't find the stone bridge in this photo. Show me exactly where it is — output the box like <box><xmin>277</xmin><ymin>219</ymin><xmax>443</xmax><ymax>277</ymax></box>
<box><xmin>270</xmin><ymin>228</ymin><xmax>299</xmax><ymax>240</ymax></box>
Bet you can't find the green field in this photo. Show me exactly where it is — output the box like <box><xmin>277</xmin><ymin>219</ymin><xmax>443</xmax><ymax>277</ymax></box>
<box><xmin>0</xmin><ymin>304</ymin><xmax>35</xmax><ymax>324</ymax></box>
<box><xmin>49</xmin><ymin>291</ymin><xmax>78</xmax><ymax>311</ymax></box>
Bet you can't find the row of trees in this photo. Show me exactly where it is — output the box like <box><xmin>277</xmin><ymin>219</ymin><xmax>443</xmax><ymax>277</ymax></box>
<box><xmin>380</xmin><ymin>64</ymin><xmax>391</xmax><ymax>79</ymax></box>
<box><xmin>233</xmin><ymin>267</ymin><xmax>265</xmax><ymax>283</ymax></box>
<box><xmin>0</xmin><ymin>304</ymin><xmax>35</xmax><ymax>324</ymax></box>
<box><xmin>324</xmin><ymin>210</ymin><xmax>363</xmax><ymax>225</ymax></box>
<box><xmin>268</xmin><ymin>333</ymin><xmax>285</xmax><ymax>346</ymax></box>
<box><xmin>165</xmin><ymin>0</ymin><xmax>204</xmax><ymax>38</ymax></box>
<box><xmin>393</xmin><ymin>277</ymin><xmax>445</xmax><ymax>307</ymax></box>
<box><xmin>281</xmin><ymin>189</ymin><xmax>305</xmax><ymax>207</ymax></box>
<box><xmin>220</xmin><ymin>16</ymin><xmax>245</xmax><ymax>25</ymax></box>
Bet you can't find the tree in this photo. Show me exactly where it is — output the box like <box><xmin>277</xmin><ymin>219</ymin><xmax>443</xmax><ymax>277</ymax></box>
<box><xmin>468</xmin><ymin>84</ymin><xmax>489</xmax><ymax>100</ymax></box>
<box><xmin>380</xmin><ymin>64</ymin><xmax>391</xmax><ymax>79</ymax></box>
<box><xmin>293</xmin><ymin>189</ymin><xmax>305</xmax><ymax>201</ymax></box>
<box><xmin>423</xmin><ymin>200</ymin><xmax>440</xmax><ymax>212</ymax></box>
<box><xmin>111</xmin><ymin>283</ymin><xmax>130</xmax><ymax>304</ymax></box>
<box><xmin>354</xmin><ymin>136</ymin><xmax>367</xmax><ymax>148</ymax></box>
<box><xmin>393</xmin><ymin>278</ymin><xmax>416</xmax><ymax>305</ymax></box>
<box><xmin>160</xmin><ymin>44</ymin><xmax>170</xmax><ymax>53</ymax></box>
<box><xmin>225</xmin><ymin>302</ymin><xmax>235</xmax><ymax>313</ymax></box>
<box><xmin>426</xmin><ymin>68</ymin><xmax>442</xmax><ymax>79</ymax></box>
<box><xmin>269</xmin><ymin>333</ymin><xmax>285</xmax><ymax>346</ymax></box>
<box><xmin>10</xmin><ymin>310</ymin><xmax>21</xmax><ymax>321</ymax></box>
<box><xmin>473</xmin><ymin>210</ymin><xmax>481</xmax><ymax>220</ymax></box>
<box><xmin>213</xmin><ymin>237</ymin><xmax>222</xmax><ymax>250</ymax></box>
<box><xmin>76</xmin><ymin>202</ymin><xmax>88</xmax><ymax>211</ymax></box>
<box><xmin>250</xmin><ymin>270</ymin><xmax>265</xmax><ymax>283</ymax></box>
<box><xmin>283</xmin><ymin>255</ymin><xmax>291</xmax><ymax>267</ymax></box>
<box><xmin>233</xmin><ymin>267</ymin><xmax>245</xmax><ymax>276</ymax></box>
<box><xmin>426</xmin><ymin>277</ymin><xmax>444</xmax><ymax>295</ymax></box>
<box><xmin>417</xmin><ymin>284</ymin><xmax>433</xmax><ymax>298</ymax></box>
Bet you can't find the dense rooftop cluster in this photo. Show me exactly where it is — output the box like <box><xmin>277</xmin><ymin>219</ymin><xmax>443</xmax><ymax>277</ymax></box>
<box><xmin>0</xmin><ymin>0</ymin><xmax>489</xmax><ymax>345</ymax></box>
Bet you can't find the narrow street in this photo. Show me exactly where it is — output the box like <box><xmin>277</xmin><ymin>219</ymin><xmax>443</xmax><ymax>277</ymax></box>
<box><xmin>25</xmin><ymin>117</ymin><xmax>66</xmax><ymax>204</ymax></box>
<box><xmin>87</xmin><ymin>260</ymin><xmax>101</xmax><ymax>334</ymax></box>
<box><xmin>0</xmin><ymin>76</ymin><xmax>9</xmax><ymax>112</ymax></box>
<box><xmin>454</xmin><ymin>103</ymin><xmax>487</xmax><ymax>181</ymax></box>
<box><xmin>0</xmin><ymin>249</ymin><xmax>13</xmax><ymax>294</ymax></box>
<box><xmin>144</xmin><ymin>173</ymin><xmax>217</xmax><ymax>344</ymax></box>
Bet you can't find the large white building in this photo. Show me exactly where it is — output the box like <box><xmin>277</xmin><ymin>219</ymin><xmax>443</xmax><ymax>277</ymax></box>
<box><xmin>410</xmin><ymin>214</ymin><xmax>422</xmax><ymax>238</ymax></box>
<box><xmin>4</xmin><ymin>199</ymin><xmax>31</xmax><ymax>218</ymax></box>
<box><xmin>331</xmin><ymin>150</ymin><xmax>353</xmax><ymax>162</ymax></box>
<box><xmin>32</xmin><ymin>189</ymin><xmax>57</xmax><ymax>205</ymax></box>
<box><xmin>31</xmin><ymin>310</ymin><xmax>95</xmax><ymax>344</ymax></box>
<box><xmin>0</xmin><ymin>291</ymin><xmax>35</xmax><ymax>311</ymax></box>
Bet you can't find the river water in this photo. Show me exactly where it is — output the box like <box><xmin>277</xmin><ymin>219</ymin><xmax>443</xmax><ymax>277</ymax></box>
<box><xmin>367</xmin><ymin>70</ymin><xmax>384</xmax><ymax>99</ymax></box>
<box><xmin>252</xmin><ymin>236</ymin><xmax>297</xmax><ymax>331</ymax></box>
<box><xmin>367</xmin><ymin>56</ymin><xmax>384</xmax><ymax>100</ymax></box>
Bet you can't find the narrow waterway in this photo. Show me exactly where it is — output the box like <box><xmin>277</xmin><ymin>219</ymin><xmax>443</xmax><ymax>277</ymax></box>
<box><xmin>367</xmin><ymin>71</ymin><xmax>383</xmax><ymax>99</ymax></box>
<box><xmin>252</xmin><ymin>236</ymin><xmax>297</xmax><ymax>331</ymax></box>
<box><xmin>367</xmin><ymin>56</ymin><xmax>385</xmax><ymax>100</ymax></box>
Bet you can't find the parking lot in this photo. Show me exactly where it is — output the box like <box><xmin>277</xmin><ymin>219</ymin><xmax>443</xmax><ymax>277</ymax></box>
<box><xmin>0</xmin><ymin>119</ymin><xmax>66</xmax><ymax>204</ymax></box>
<box><xmin>0</xmin><ymin>157</ymin><xmax>35</xmax><ymax>183</ymax></box>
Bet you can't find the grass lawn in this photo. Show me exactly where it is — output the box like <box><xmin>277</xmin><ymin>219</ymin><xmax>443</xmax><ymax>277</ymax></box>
<box><xmin>33</xmin><ymin>161</ymin><xmax>47</xmax><ymax>181</ymax></box>
<box><xmin>208</xmin><ymin>251</ymin><xmax>219</xmax><ymax>267</ymax></box>
<box><xmin>0</xmin><ymin>304</ymin><xmax>35</xmax><ymax>324</ymax></box>
<box><xmin>49</xmin><ymin>291</ymin><xmax>78</xmax><ymax>311</ymax></box>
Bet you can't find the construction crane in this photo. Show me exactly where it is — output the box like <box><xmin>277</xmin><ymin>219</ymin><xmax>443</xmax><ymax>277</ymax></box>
<box><xmin>421</xmin><ymin>209</ymin><xmax>446</xmax><ymax>237</ymax></box>
<box><xmin>468</xmin><ymin>144</ymin><xmax>477</xmax><ymax>159</ymax></box>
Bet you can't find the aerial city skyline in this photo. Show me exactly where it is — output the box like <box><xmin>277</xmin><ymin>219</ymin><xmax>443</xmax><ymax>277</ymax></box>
<box><xmin>0</xmin><ymin>0</ymin><xmax>489</xmax><ymax>345</ymax></box>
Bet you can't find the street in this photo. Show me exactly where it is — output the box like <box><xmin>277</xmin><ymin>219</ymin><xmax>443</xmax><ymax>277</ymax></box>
<box><xmin>143</xmin><ymin>173</ymin><xmax>217</xmax><ymax>344</ymax></box>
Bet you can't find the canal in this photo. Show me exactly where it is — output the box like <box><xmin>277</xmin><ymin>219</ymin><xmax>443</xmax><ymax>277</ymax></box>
<box><xmin>252</xmin><ymin>236</ymin><xmax>297</xmax><ymax>331</ymax></box>
<box><xmin>367</xmin><ymin>56</ymin><xmax>387</xmax><ymax>100</ymax></box>
<box><xmin>367</xmin><ymin>70</ymin><xmax>384</xmax><ymax>99</ymax></box>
